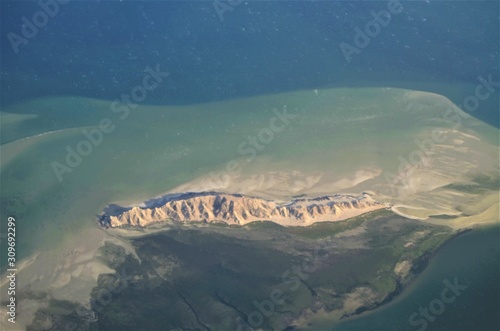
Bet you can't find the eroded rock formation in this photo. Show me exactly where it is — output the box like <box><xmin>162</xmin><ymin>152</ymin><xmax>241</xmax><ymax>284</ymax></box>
<box><xmin>100</xmin><ymin>192</ymin><xmax>386</xmax><ymax>228</ymax></box>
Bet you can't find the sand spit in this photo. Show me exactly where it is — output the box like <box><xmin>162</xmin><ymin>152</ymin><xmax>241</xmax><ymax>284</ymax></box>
<box><xmin>0</xmin><ymin>127</ymin><xmax>89</xmax><ymax>168</ymax></box>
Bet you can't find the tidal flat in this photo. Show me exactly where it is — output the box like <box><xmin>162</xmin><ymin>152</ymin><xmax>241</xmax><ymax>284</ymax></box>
<box><xmin>28</xmin><ymin>210</ymin><xmax>456</xmax><ymax>331</ymax></box>
<box><xmin>1</xmin><ymin>86</ymin><xmax>498</xmax><ymax>330</ymax></box>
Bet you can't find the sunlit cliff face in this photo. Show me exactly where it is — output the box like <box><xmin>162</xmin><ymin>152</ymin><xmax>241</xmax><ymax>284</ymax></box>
<box><xmin>102</xmin><ymin>192</ymin><xmax>385</xmax><ymax>227</ymax></box>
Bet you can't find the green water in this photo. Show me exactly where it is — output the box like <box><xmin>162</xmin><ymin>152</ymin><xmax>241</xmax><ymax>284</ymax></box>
<box><xmin>1</xmin><ymin>87</ymin><xmax>498</xmax><ymax>331</ymax></box>
<box><xmin>1</xmin><ymin>87</ymin><xmax>453</xmax><ymax>266</ymax></box>
<box><xmin>334</xmin><ymin>224</ymin><xmax>500</xmax><ymax>331</ymax></box>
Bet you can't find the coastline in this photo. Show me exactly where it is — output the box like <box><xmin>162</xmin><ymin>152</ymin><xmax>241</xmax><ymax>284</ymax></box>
<box><xmin>290</xmin><ymin>226</ymin><xmax>473</xmax><ymax>330</ymax></box>
<box><xmin>344</xmin><ymin>227</ymin><xmax>471</xmax><ymax>318</ymax></box>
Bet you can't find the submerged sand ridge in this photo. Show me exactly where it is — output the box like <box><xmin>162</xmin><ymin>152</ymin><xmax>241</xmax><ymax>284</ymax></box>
<box><xmin>2</xmin><ymin>87</ymin><xmax>498</xmax><ymax>241</ymax></box>
<box><xmin>96</xmin><ymin>85</ymin><xmax>499</xmax><ymax>229</ymax></box>
<box><xmin>100</xmin><ymin>192</ymin><xmax>386</xmax><ymax>227</ymax></box>
<box><xmin>1</xmin><ymin>86</ymin><xmax>498</xmax><ymax>329</ymax></box>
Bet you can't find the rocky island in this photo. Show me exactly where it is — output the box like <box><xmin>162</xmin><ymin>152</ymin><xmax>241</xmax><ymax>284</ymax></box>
<box><xmin>99</xmin><ymin>191</ymin><xmax>386</xmax><ymax>228</ymax></box>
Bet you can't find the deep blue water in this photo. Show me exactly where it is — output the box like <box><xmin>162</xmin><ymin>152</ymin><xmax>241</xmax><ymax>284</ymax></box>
<box><xmin>1</xmin><ymin>1</ymin><xmax>499</xmax><ymax>126</ymax></box>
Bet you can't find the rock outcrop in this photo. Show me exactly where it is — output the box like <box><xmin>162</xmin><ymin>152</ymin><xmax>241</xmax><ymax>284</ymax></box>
<box><xmin>100</xmin><ymin>192</ymin><xmax>385</xmax><ymax>228</ymax></box>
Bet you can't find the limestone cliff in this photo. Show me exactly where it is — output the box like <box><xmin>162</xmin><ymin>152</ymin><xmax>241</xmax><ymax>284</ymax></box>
<box><xmin>100</xmin><ymin>192</ymin><xmax>386</xmax><ymax>228</ymax></box>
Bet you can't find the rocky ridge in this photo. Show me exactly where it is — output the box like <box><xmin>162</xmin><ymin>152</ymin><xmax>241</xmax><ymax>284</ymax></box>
<box><xmin>99</xmin><ymin>191</ymin><xmax>386</xmax><ymax>228</ymax></box>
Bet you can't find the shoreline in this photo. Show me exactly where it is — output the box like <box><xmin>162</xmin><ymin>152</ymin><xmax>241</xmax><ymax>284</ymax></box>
<box><xmin>289</xmin><ymin>226</ymin><xmax>474</xmax><ymax>330</ymax></box>
<box><xmin>335</xmin><ymin>227</ymin><xmax>473</xmax><ymax>324</ymax></box>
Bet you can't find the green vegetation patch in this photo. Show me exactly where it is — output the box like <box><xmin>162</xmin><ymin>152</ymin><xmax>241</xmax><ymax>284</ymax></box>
<box><xmin>284</xmin><ymin>209</ymin><xmax>393</xmax><ymax>239</ymax></box>
<box><xmin>28</xmin><ymin>210</ymin><xmax>454</xmax><ymax>331</ymax></box>
<box><xmin>443</xmin><ymin>173</ymin><xmax>499</xmax><ymax>194</ymax></box>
